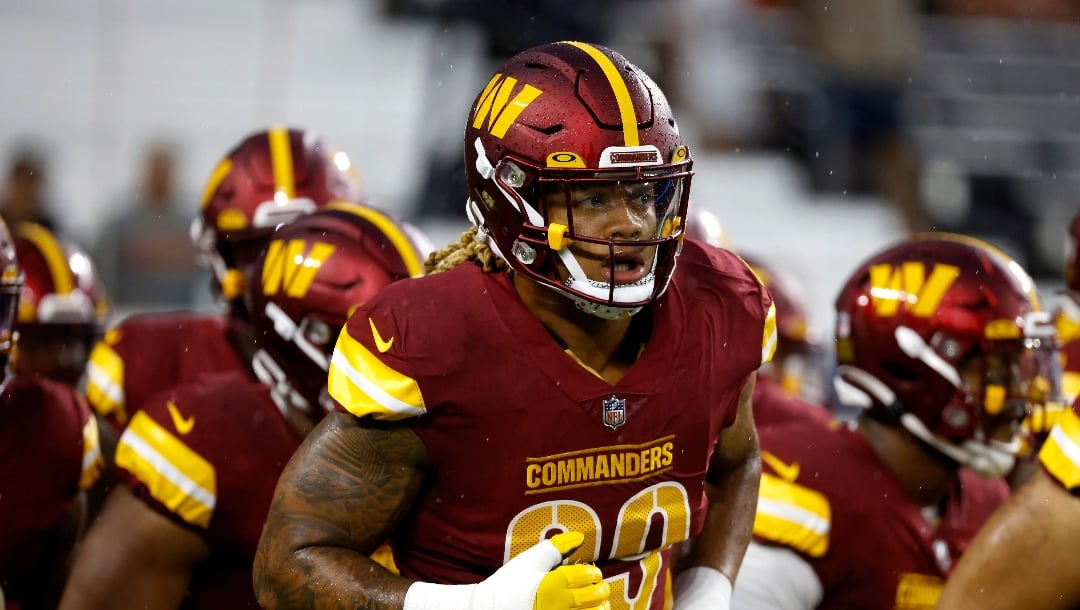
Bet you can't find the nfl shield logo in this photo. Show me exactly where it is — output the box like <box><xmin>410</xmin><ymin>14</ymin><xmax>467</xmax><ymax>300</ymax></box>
<box><xmin>602</xmin><ymin>395</ymin><xmax>627</xmax><ymax>430</ymax></box>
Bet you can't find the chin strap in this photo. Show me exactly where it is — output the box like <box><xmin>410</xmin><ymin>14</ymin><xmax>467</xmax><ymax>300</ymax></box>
<box><xmin>251</xmin><ymin>349</ymin><xmax>311</xmax><ymax>419</ymax></box>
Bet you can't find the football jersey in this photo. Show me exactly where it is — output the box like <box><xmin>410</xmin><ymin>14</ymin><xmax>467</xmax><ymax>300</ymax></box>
<box><xmin>751</xmin><ymin>419</ymin><xmax>1009</xmax><ymax>610</ymax></box>
<box><xmin>328</xmin><ymin>242</ymin><xmax>775</xmax><ymax>610</ymax></box>
<box><xmin>1038</xmin><ymin>397</ymin><xmax>1080</xmax><ymax>493</ymax></box>
<box><xmin>752</xmin><ymin>375</ymin><xmax>833</xmax><ymax>430</ymax></box>
<box><xmin>1057</xmin><ymin>309</ymin><xmax>1080</xmax><ymax>402</ymax></box>
<box><xmin>85</xmin><ymin>312</ymin><xmax>246</xmax><ymax>432</ymax></box>
<box><xmin>0</xmin><ymin>376</ymin><xmax>103</xmax><ymax>606</ymax></box>
<box><xmin>113</xmin><ymin>370</ymin><xmax>301</xmax><ymax>609</ymax></box>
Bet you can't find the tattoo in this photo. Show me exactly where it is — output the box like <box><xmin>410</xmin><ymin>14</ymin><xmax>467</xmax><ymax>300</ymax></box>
<box><xmin>253</xmin><ymin>412</ymin><xmax>427</xmax><ymax>610</ymax></box>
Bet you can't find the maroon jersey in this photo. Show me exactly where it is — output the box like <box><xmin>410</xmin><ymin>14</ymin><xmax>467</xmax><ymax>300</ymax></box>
<box><xmin>84</xmin><ymin>312</ymin><xmax>246</xmax><ymax>432</ymax></box>
<box><xmin>328</xmin><ymin>242</ymin><xmax>775</xmax><ymax>610</ymax></box>
<box><xmin>752</xmin><ymin>419</ymin><xmax>1009</xmax><ymax>610</ymax></box>
<box><xmin>113</xmin><ymin>370</ymin><xmax>301</xmax><ymax>609</ymax></box>
<box><xmin>752</xmin><ymin>375</ymin><xmax>832</xmax><ymax>430</ymax></box>
<box><xmin>0</xmin><ymin>376</ymin><xmax>103</xmax><ymax>606</ymax></box>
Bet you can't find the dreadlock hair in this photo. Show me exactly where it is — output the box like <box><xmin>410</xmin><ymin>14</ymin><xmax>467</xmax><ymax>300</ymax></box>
<box><xmin>424</xmin><ymin>226</ymin><xmax>508</xmax><ymax>275</ymax></box>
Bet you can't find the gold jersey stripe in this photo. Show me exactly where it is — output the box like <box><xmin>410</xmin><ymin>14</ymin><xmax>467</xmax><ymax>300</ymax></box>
<box><xmin>323</xmin><ymin>201</ymin><xmax>425</xmax><ymax>278</ymax></box>
<box><xmin>85</xmin><ymin>343</ymin><xmax>126</xmax><ymax>422</ymax></box>
<box><xmin>1039</xmin><ymin>409</ymin><xmax>1080</xmax><ymax>491</ymax></box>
<box><xmin>80</xmin><ymin>413</ymin><xmax>104</xmax><ymax>491</ymax></box>
<box><xmin>1063</xmin><ymin>371</ymin><xmax>1080</xmax><ymax>404</ymax></box>
<box><xmin>753</xmin><ymin>472</ymin><xmax>831</xmax><ymax>557</ymax></box>
<box><xmin>15</xmin><ymin>222</ymin><xmax>73</xmax><ymax>294</ymax></box>
<box><xmin>268</xmin><ymin>126</ymin><xmax>296</xmax><ymax>200</ymax></box>
<box><xmin>328</xmin><ymin>331</ymin><xmax>426</xmax><ymax>420</ymax></box>
<box><xmin>562</xmin><ymin>42</ymin><xmax>639</xmax><ymax>147</ymax></box>
<box><xmin>761</xmin><ymin>302</ymin><xmax>778</xmax><ymax>365</ymax></box>
<box><xmin>115</xmin><ymin>411</ymin><xmax>217</xmax><ymax>528</ymax></box>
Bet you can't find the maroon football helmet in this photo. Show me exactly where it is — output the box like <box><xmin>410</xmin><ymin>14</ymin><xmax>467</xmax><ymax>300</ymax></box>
<box><xmin>191</xmin><ymin>126</ymin><xmax>365</xmax><ymax>305</ymax></box>
<box><xmin>0</xmin><ymin>218</ymin><xmax>21</xmax><ymax>380</ymax></box>
<box><xmin>11</xmin><ymin>223</ymin><xmax>108</xmax><ymax>386</ymax></box>
<box><xmin>464</xmin><ymin>42</ymin><xmax>692</xmax><ymax>319</ymax></box>
<box><xmin>834</xmin><ymin>233</ymin><xmax>1060</xmax><ymax>477</ymax></box>
<box><xmin>247</xmin><ymin>202</ymin><xmax>426</xmax><ymax>418</ymax></box>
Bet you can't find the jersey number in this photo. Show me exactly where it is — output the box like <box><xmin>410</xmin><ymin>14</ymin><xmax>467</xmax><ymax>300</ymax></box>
<box><xmin>505</xmin><ymin>482</ymin><xmax>691</xmax><ymax>610</ymax></box>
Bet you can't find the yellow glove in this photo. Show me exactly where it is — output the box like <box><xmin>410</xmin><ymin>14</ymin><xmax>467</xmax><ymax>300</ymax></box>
<box><xmin>403</xmin><ymin>531</ymin><xmax>610</xmax><ymax>610</ymax></box>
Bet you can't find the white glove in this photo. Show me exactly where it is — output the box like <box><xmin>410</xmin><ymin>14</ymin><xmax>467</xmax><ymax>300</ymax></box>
<box><xmin>672</xmin><ymin>566</ymin><xmax>733</xmax><ymax>610</ymax></box>
<box><xmin>403</xmin><ymin>531</ymin><xmax>611</xmax><ymax>610</ymax></box>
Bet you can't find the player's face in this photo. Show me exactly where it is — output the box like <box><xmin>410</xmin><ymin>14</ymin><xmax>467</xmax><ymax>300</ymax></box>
<box><xmin>961</xmin><ymin>339</ymin><xmax>1061</xmax><ymax>444</ymax></box>
<box><xmin>542</xmin><ymin>181</ymin><xmax>660</xmax><ymax>286</ymax></box>
<box><xmin>13</xmin><ymin>324</ymin><xmax>96</xmax><ymax>387</ymax></box>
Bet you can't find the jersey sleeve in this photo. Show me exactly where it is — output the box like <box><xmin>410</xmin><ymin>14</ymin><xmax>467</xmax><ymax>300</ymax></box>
<box><xmin>84</xmin><ymin>327</ymin><xmax>128</xmax><ymax>427</ymax></box>
<box><xmin>76</xmin><ymin>396</ymin><xmax>105</xmax><ymax>491</ymax></box>
<box><xmin>752</xmin><ymin>451</ymin><xmax>831</xmax><ymax>559</ymax></box>
<box><xmin>1038</xmin><ymin>405</ymin><xmax>1080</xmax><ymax>492</ymax></box>
<box><xmin>328</xmin><ymin>300</ymin><xmax>428</xmax><ymax>421</ymax></box>
<box><xmin>113</xmin><ymin>391</ymin><xmax>218</xmax><ymax>530</ymax></box>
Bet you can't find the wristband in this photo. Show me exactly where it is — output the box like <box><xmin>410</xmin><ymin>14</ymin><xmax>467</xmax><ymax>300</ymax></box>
<box><xmin>672</xmin><ymin>566</ymin><xmax>733</xmax><ymax>609</ymax></box>
<box><xmin>403</xmin><ymin>581</ymin><xmax>477</xmax><ymax>610</ymax></box>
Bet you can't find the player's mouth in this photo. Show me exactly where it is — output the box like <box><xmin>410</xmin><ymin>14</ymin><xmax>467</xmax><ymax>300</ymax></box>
<box><xmin>603</xmin><ymin>251</ymin><xmax>647</xmax><ymax>284</ymax></box>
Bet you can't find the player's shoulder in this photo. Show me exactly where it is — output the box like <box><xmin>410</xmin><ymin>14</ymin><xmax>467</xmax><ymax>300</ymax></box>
<box><xmin>2</xmin><ymin>375</ymin><xmax>88</xmax><ymax>427</ymax></box>
<box><xmin>105</xmin><ymin>310</ymin><xmax>229</xmax><ymax>345</ymax></box>
<box><xmin>674</xmin><ymin>240</ymin><xmax>774</xmax><ymax>331</ymax></box>
<box><xmin>752</xmin><ymin>421</ymin><xmax>869</xmax><ymax>559</ymax></box>
<box><xmin>1</xmin><ymin>375</ymin><xmax>101</xmax><ymax>489</ymax></box>
<box><xmin>115</xmin><ymin>371</ymin><xmax>274</xmax><ymax>529</ymax></box>
<box><xmin>1038</xmin><ymin>401</ymin><xmax>1080</xmax><ymax>492</ymax></box>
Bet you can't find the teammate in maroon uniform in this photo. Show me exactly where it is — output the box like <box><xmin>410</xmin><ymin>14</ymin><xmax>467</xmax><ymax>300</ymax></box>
<box><xmin>58</xmin><ymin>204</ymin><xmax>425</xmax><ymax>610</ymax></box>
<box><xmin>11</xmin><ymin>222</ymin><xmax>108</xmax><ymax>387</ymax></box>
<box><xmin>731</xmin><ymin>234</ymin><xmax>1060</xmax><ymax>610</ymax></box>
<box><xmin>254</xmin><ymin>42</ymin><xmax>776</xmax><ymax>610</ymax></box>
<box><xmin>0</xmin><ymin>219</ymin><xmax>104</xmax><ymax>610</ymax></box>
<box><xmin>937</xmin><ymin>395</ymin><xmax>1080</xmax><ymax>609</ymax></box>
<box><xmin>83</xmin><ymin>126</ymin><xmax>365</xmax><ymax>433</ymax></box>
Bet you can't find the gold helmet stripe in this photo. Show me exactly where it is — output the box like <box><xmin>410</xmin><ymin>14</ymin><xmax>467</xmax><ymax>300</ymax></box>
<box><xmin>16</xmin><ymin>222</ymin><xmax>72</xmax><ymax>294</ymax></box>
<box><xmin>324</xmin><ymin>201</ymin><xmax>425</xmax><ymax>278</ymax></box>
<box><xmin>562</xmin><ymin>42</ymin><xmax>639</xmax><ymax>147</ymax></box>
<box><xmin>200</xmin><ymin>159</ymin><xmax>233</xmax><ymax>209</ymax></box>
<box><xmin>268</xmin><ymin>126</ymin><xmax>297</xmax><ymax>200</ymax></box>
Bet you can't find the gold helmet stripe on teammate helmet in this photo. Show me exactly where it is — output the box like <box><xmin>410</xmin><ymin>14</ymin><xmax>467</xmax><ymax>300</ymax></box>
<box><xmin>200</xmin><ymin>159</ymin><xmax>233</xmax><ymax>209</ymax></box>
<box><xmin>323</xmin><ymin>201</ymin><xmax>425</xmax><ymax>278</ymax></box>
<box><xmin>268</xmin><ymin>126</ymin><xmax>296</xmax><ymax>200</ymax></box>
<box><xmin>16</xmin><ymin>222</ymin><xmax>73</xmax><ymax>294</ymax></box>
<box><xmin>562</xmin><ymin>42</ymin><xmax>639</xmax><ymax>147</ymax></box>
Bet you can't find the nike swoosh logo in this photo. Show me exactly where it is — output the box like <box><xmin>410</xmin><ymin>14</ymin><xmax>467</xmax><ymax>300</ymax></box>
<box><xmin>761</xmin><ymin>450</ymin><xmax>799</xmax><ymax>482</ymax></box>
<box><xmin>369</xmin><ymin>317</ymin><xmax>394</xmax><ymax>353</ymax></box>
<box><xmin>166</xmin><ymin>400</ymin><xmax>195</xmax><ymax>435</ymax></box>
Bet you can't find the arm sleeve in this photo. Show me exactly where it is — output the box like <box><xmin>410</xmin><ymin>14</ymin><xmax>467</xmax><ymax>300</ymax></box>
<box><xmin>731</xmin><ymin>542</ymin><xmax>823</xmax><ymax>610</ymax></box>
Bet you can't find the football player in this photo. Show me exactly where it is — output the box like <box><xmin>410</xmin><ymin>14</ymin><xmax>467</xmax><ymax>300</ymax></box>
<box><xmin>1060</xmin><ymin>209</ymin><xmax>1080</xmax><ymax>402</ymax></box>
<box><xmin>0</xmin><ymin>218</ymin><xmax>104</xmax><ymax>609</ymax></box>
<box><xmin>58</xmin><ymin>203</ymin><xmax>425</xmax><ymax>610</ymax></box>
<box><xmin>936</xmin><ymin>394</ymin><xmax>1080</xmax><ymax>609</ymax></box>
<box><xmin>731</xmin><ymin>234</ymin><xmax>1059</xmax><ymax>609</ymax></box>
<box><xmin>83</xmin><ymin>126</ymin><xmax>365</xmax><ymax>434</ymax></box>
<box><xmin>11</xmin><ymin>222</ymin><xmax>108</xmax><ymax>387</ymax></box>
<box><xmin>254</xmin><ymin>41</ymin><xmax>776</xmax><ymax>610</ymax></box>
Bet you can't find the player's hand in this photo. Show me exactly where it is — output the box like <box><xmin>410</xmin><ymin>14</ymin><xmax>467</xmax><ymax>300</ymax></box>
<box><xmin>474</xmin><ymin>532</ymin><xmax>610</xmax><ymax>610</ymax></box>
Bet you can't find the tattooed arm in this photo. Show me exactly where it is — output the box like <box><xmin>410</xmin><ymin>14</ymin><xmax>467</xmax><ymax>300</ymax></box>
<box><xmin>253</xmin><ymin>411</ymin><xmax>428</xmax><ymax>610</ymax></box>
